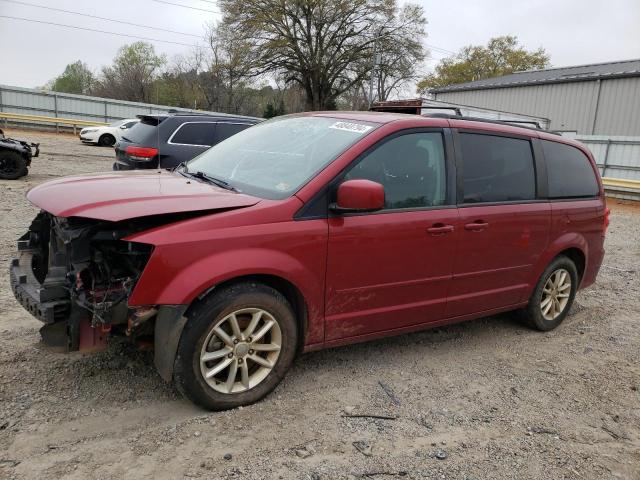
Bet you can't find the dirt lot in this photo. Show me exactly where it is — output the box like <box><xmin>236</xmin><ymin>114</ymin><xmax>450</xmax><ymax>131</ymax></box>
<box><xmin>0</xmin><ymin>129</ymin><xmax>638</xmax><ymax>480</ymax></box>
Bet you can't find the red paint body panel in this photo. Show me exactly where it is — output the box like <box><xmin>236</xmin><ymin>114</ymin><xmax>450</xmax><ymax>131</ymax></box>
<box><xmin>26</xmin><ymin>170</ymin><xmax>260</xmax><ymax>221</ymax></box>
<box><xmin>325</xmin><ymin>208</ymin><xmax>459</xmax><ymax>340</ymax></box>
<box><xmin>336</xmin><ymin>179</ymin><xmax>385</xmax><ymax>210</ymax></box>
<box><xmin>125</xmin><ymin>198</ymin><xmax>328</xmax><ymax>345</ymax></box>
<box><xmin>447</xmin><ymin>203</ymin><xmax>551</xmax><ymax>316</ymax></box>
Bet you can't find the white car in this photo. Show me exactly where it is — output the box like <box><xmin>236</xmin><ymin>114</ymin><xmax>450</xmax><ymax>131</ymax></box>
<box><xmin>79</xmin><ymin>118</ymin><xmax>140</xmax><ymax>147</ymax></box>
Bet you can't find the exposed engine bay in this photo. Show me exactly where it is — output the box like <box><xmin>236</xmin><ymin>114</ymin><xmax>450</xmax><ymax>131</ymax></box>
<box><xmin>10</xmin><ymin>211</ymin><xmax>163</xmax><ymax>352</ymax></box>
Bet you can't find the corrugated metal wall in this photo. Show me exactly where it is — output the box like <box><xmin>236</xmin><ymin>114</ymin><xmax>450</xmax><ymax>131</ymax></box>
<box><xmin>593</xmin><ymin>78</ymin><xmax>640</xmax><ymax>136</ymax></box>
<box><xmin>0</xmin><ymin>84</ymin><xmax>213</xmax><ymax>123</ymax></box>
<box><xmin>572</xmin><ymin>135</ymin><xmax>640</xmax><ymax>181</ymax></box>
<box><xmin>434</xmin><ymin>77</ymin><xmax>640</xmax><ymax>136</ymax></box>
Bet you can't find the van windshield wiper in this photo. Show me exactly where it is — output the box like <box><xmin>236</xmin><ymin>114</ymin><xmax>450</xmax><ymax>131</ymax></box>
<box><xmin>186</xmin><ymin>169</ymin><xmax>238</xmax><ymax>192</ymax></box>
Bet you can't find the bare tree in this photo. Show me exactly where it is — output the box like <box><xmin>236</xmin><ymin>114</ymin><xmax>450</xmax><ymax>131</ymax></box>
<box><xmin>374</xmin><ymin>3</ymin><xmax>426</xmax><ymax>101</ymax></box>
<box><xmin>219</xmin><ymin>0</ymin><xmax>403</xmax><ymax>110</ymax></box>
<box><xmin>195</xmin><ymin>23</ymin><xmax>257</xmax><ymax>113</ymax></box>
<box><xmin>158</xmin><ymin>51</ymin><xmax>206</xmax><ymax>108</ymax></box>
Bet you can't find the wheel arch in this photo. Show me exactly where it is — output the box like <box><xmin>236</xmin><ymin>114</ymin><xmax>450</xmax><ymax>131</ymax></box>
<box><xmin>152</xmin><ymin>269</ymin><xmax>315</xmax><ymax>383</ymax></box>
<box><xmin>524</xmin><ymin>234</ymin><xmax>589</xmax><ymax>301</ymax></box>
<box><xmin>557</xmin><ymin>247</ymin><xmax>586</xmax><ymax>283</ymax></box>
<box><xmin>187</xmin><ymin>273</ymin><xmax>309</xmax><ymax>355</ymax></box>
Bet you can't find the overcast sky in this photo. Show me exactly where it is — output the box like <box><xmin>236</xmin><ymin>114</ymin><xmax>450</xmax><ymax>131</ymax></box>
<box><xmin>0</xmin><ymin>0</ymin><xmax>639</xmax><ymax>90</ymax></box>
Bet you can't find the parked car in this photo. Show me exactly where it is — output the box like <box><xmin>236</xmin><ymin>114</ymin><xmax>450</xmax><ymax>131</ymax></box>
<box><xmin>0</xmin><ymin>128</ymin><xmax>39</xmax><ymax>179</ymax></box>
<box><xmin>11</xmin><ymin>112</ymin><xmax>607</xmax><ymax>410</ymax></box>
<box><xmin>79</xmin><ymin>118</ymin><xmax>139</xmax><ymax>147</ymax></box>
<box><xmin>113</xmin><ymin>113</ymin><xmax>261</xmax><ymax>170</ymax></box>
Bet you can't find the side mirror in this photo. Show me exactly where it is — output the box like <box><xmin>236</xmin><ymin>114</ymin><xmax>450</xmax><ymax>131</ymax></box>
<box><xmin>330</xmin><ymin>179</ymin><xmax>385</xmax><ymax>214</ymax></box>
<box><xmin>119</xmin><ymin>125</ymin><xmax>127</xmax><ymax>129</ymax></box>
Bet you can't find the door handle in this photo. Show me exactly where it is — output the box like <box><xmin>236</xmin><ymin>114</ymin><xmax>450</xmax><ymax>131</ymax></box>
<box><xmin>426</xmin><ymin>224</ymin><xmax>455</xmax><ymax>235</ymax></box>
<box><xmin>464</xmin><ymin>221</ymin><xmax>489</xmax><ymax>231</ymax></box>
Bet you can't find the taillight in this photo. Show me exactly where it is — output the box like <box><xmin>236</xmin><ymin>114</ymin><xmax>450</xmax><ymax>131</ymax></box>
<box><xmin>603</xmin><ymin>207</ymin><xmax>610</xmax><ymax>233</ymax></box>
<box><xmin>125</xmin><ymin>146</ymin><xmax>158</xmax><ymax>161</ymax></box>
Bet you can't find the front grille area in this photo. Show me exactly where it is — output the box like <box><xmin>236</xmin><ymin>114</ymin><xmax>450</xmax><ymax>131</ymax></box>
<box><xmin>10</xmin><ymin>212</ymin><xmax>71</xmax><ymax>324</ymax></box>
<box><xmin>10</xmin><ymin>257</ymin><xmax>70</xmax><ymax>324</ymax></box>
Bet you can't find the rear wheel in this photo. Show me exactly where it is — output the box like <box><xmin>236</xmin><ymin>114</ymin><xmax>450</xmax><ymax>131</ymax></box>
<box><xmin>98</xmin><ymin>134</ymin><xmax>116</xmax><ymax>147</ymax></box>
<box><xmin>0</xmin><ymin>150</ymin><xmax>28</xmax><ymax>179</ymax></box>
<box><xmin>520</xmin><ymin>255</ymin><xmax>578</xmax><ymax>331</ymax></box>
<box><xmin>173</xmin><ymin>282</ymin><xmax>298</xmax><ymax>410</ymax></box>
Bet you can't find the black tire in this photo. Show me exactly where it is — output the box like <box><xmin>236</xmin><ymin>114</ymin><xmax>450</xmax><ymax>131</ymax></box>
<box><xmin>520</xmin><ymin>255</ymin><xmax>578</xmax><ymax>331</ymax></box>
<box><xmin>0</xmin><ymin>150</ymin><xmax>28</xmax><ymax>179</ymax></box>
<box><xmin>174</xmin><ymin>282</ymin><xmax>298</xmax><ymax>410</ymax></box>
<box><xmin>98</xmin><ymin>134</ymin><xmax>116</xmax><ymax>147</ymax></box>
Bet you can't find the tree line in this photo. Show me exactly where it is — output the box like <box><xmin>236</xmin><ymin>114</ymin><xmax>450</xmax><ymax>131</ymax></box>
<box><xmin>46</xmin><ymin>0</ymin><xmax>549</xmax><ymax>118</ymax></box>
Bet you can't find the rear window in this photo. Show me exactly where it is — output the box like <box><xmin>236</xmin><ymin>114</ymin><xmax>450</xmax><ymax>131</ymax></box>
<box><xmin>215</xmin><ymin>123</ymin><xmax>252</xmax><ymax>143</ymax></box>
<box><xmin>122</xmin><ymin>119</ymin><xmax>162</xmax><ymax>143</ymax></box>
<box><xmin>541</xmin><ymin>140</ymin><xmax>599</xmax><ymax>198</ymax></box>
<box><xmin>170</xmin><ymin>122</ymin><xmax>216</xmax><ymax>146</ymax></box>
<box><xmin>460</xmin><ymin>133</ymin><xmax>536</xmax><ymax>203</ymax></box>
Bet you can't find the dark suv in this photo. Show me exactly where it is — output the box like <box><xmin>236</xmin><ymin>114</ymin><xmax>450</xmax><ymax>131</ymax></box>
<box><xmin>114</xmin><ymin>113</ymin><xmax>261</xmax><ymax>170</ymax></box>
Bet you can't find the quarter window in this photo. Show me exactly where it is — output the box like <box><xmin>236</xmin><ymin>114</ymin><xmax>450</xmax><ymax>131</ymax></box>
<box><xmin>170</xmin><ymin>123</ymin><xmax>216</xmax><ymax>146</ymax></box>
<box><xmin>460</xmin><ymin>133</ymin><xmax>536</xmax><ymax>203</ymax></box>
<box><xmin>216</xmin><ymin>123</ymin><xmax>251</xmax><ymax>143</ymax></box>
<box><xmin>344</xmin><ymin>132</ymin><xmax>447</xmax><ymax>209</ymax></box>
<box><xmin>541</xmin><ymin>140</ymin><xmax>599</xmax><ymax>198</ymax></box>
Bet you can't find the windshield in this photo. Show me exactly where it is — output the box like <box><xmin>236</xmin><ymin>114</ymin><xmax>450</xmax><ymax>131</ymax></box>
<box><xmin>108</xmin><ymin>120</ymin><xmax>125</xmax><ymax>127</ymax></box>
<box><xmin>186</xmin><ymin>116</ymin><xmax>377</xmax><ymax>199</ymax></box>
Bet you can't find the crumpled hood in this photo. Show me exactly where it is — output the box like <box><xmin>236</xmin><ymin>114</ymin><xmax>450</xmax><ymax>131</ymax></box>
<box><xmin>27</xmin><ymin>170</ymin><xmax>260</xmax><ymax>221</ymax></box>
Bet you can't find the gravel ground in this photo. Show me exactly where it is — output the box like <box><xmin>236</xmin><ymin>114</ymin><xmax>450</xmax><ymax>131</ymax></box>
<box><xmin>0</xmin><ymin>129</ymin><xmax>639</xmax><ymax>480</ymax></box>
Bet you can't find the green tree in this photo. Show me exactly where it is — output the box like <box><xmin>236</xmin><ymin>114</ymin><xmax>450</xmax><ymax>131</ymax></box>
<box><xmin>263</xmin><ymin>99</ymin><xmax>287</xmax><ymax>118</ymax></box>
<box><xmin>95</xmin><ymin>42</ymin><xmax>166</xmax><ymax>102</ymax></box>
<box><xmin>218</xmin><ymin>0</ymin><xmax>426</xmax><ymax>111</ymax></box>
<box><xmin>48</xmin><ymin>61</ymin><xmax>94</xmax><ymax>94</ymax></box>
<box><xmin>417</xmin><ymin>35</ymin><xmax>550</xmax><ymax>93</ymax></box>
<box><xmin>263</xmin><ymin>102</ymin><xmax>277</xmax><ymax>118</ymax></box>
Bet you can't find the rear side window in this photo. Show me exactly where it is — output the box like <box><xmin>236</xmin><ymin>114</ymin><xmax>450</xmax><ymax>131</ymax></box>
<box><xmin>460</xmin><ymin>133</ymin><xmax>536</xmax><ymax>203</ymax></box>
<box><xmin>541</xmin><ymin>140</ymin><xmax>599</xmax><ymax>198</ymax></box>
<box><xmin>170</xmin><ymin>122</ymin><xmax>216</xmax><ymax>146</ymax></box>
<box><xmin>216</xmin><ymin>123</ymin><xmax>252</xmax><ymax>143</ymax></box>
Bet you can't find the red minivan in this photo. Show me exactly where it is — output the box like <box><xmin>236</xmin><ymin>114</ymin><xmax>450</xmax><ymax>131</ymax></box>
<box><xmin>11</xmin><ymin>112</ymin><xmax>607</xmax><ymax>410</ymax></box>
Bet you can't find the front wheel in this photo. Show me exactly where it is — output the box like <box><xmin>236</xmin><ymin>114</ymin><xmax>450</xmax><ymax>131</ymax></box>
<box><xmin>520</xmin><ymin>255</ymin><xmax>578</xmax><ymax>331</ymax></box>
<box><xmin>98</xmin><ymin>134</ymin><xmax>116</xmax><ymax>147</ymax></box>
<box><xmin>173</xmin><ymin>282</ymin><xmax>298</xmax><ymax>410</ymax></box>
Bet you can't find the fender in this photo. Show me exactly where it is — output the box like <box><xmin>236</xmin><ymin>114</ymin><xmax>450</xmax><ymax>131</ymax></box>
<box><xmin>131</xmin><ymin>247</ymin><xmax>319</xmax><ymax>304</ymax></box>
<box><xmin>130</xmin><ymin>244</ymin><xmax>325</xmax><ymax>336</ymax></box>
<box><xmin>522</xmin><ymin>232</ymin><xmax>588</xmax><ymax>301</ymax></box>
<box><xmin>136</xmin><ymin>248</ymin><xmax>326</xmax><ymax>382</ymax></box>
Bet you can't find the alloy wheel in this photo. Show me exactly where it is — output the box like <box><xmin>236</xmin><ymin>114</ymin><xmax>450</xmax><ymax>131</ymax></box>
<box><xmin>540</xmin><ymin>268</ymin><xmax>572</xmax><ymax>321</ymax></box>
<box><xmin>199</xmin><ymin>308</ymin><xmax>282</xmax><ymax>394</ymax></box>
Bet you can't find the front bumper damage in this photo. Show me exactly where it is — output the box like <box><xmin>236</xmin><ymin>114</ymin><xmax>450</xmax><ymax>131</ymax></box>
<box><xmin>10</xmin><ymin>211</ymin><xmax>156</xmax><ymax>353</ymax></box>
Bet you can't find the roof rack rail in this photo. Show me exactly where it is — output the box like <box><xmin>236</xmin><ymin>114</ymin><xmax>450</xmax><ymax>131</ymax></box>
<box><xmin>422</xmin><ymin>112</ymin><xmax>559</xmax><ymax>134</ymax></box>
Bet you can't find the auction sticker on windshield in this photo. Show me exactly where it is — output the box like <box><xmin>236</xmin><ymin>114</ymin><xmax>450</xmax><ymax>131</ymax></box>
<box><xmin>329</xmin><ymin>121</ymin><xmax>373</xmax><ymax>134</ymax></box>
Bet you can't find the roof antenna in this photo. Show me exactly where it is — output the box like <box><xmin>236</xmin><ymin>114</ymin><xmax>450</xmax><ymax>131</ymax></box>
<box><xmin>156</xmin><ymin>87</ymin><xmax>161</xmax><ymax>173</ymax></box>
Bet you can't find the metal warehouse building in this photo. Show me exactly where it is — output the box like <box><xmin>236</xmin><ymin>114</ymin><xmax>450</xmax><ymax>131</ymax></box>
<box><xmin>432</xmin><ymin>59</ymin><xmax>640</xmax><ymax>136</ymax></box>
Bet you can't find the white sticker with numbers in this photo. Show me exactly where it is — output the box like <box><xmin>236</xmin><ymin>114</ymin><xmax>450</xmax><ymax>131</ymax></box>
<box><xmin>329</xmin><ymin>121</ymin><xmax>373</xmax><ymax>134</ymax></box>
